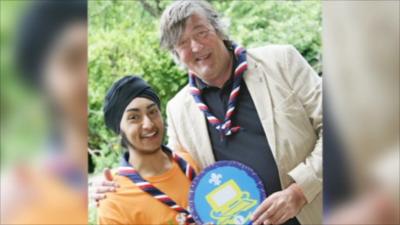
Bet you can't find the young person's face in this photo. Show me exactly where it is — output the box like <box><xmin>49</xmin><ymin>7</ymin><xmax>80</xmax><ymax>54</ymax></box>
<box><xmin>119</xmin><ymin>97</ymin><xmax>164</xmax><ymax>154</ymax></box>
<box><xmin>174</xmin><ymin>13</ymin><xmax>230</xmax><ymax>84</ymax></box>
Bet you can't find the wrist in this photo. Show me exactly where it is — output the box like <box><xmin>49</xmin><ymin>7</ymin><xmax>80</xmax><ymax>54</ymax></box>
<box><xmin>289</xmin><ymin>183</ymin><xmax>307</xmax><ymax>206</ymax></box>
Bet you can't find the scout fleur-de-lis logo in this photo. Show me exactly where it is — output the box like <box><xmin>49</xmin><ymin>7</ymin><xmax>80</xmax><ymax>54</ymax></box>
<box><xmin>208</xmin><ymin>173</ymin><xmax>222</xmax><ymax>186</ymax></box>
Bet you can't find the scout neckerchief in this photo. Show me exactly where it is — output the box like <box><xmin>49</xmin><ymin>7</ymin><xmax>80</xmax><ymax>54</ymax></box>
<box><xmin>118</xmin><ymin>146</ymin><xmax>196</xmax><ymax>224</ymax></box>
<box><xmin>188</xmin><ymin>42</ymin><xmax>248</xmax><ymax>139</ymax></box>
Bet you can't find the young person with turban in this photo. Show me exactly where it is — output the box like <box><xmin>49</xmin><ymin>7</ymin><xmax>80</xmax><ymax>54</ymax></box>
<box><xmin>97</xmin><ymin>76</ymin><xmax>199</xmax><ymax>225</ymax></box>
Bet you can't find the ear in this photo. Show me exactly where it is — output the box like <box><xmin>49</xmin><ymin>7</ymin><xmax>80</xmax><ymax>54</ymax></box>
<box><xmin>119</xmin><ymin>114</ymin><xmax>126</xmax><ymax>132</ymax></box>
<box><xmin>171</xmin><ymin>51</ymin><xmax>187</xmax><ymax>71</ymax></box>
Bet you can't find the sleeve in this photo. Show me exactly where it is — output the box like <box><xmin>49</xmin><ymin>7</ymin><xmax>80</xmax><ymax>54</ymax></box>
<box><xmin>166</xmin><ymin>98</ymin><xmax>203</xmax><ymax>174</ymax></box>
<box><xmin>98</xmin><ymin>217</ymin><xmax>123</xmax><ymax>225</ymax></box>
<box><xmin>97</xmin><ymin>199</ymin><xmax>128</xmax><ymax>225</ymax></box>
<box><xmin>284</xmin><ymin>45</ymin><xmax>323</xmax><ymax>203</ymax></box>
<box><xmin>166</xmin><ymin>99</ymin><xmax>182</xmax><ymax>151</ymax></box>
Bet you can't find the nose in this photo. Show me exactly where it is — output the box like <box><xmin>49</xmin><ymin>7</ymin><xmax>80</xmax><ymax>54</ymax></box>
<box><xmin>142</xmin><ymin>115</ymin><xmax>154</xmax><ymax>130</ymax></box>
<box><xmin>190</xmin><ymin>39</ymin><xmax>203</xmax><ymax>52</ymax></box>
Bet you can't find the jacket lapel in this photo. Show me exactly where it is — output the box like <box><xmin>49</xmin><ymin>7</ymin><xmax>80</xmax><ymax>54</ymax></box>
<box><xmin>183</xmin><ymin>92</ymin><xmax>215</xmax><ymax>167</ymax></box>
<box><xmin>244</xmin><ymin>57</ymin><xmax>277</xmax><ymax>159</ymax></box>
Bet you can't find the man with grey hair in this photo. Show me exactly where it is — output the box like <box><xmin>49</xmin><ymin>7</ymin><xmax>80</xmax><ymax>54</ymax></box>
<box><xmin>95</xmin><ymin>1</ymin><xmax>322</xmax><ymax>224</ymax></box>
<box><xmin>161</xmin><ymin>1</ymin><xmax>322</xmax><ymax>225</ymax></box>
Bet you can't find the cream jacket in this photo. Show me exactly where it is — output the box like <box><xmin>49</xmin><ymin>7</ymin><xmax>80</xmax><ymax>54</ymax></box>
<box><xmin>166</xmin><ymin>45</ymin><xmax>322</xmax><ymax>224</ymax></box>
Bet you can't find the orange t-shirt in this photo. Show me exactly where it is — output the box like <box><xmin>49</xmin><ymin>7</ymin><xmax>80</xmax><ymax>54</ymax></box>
<box><xmin>97</xmin><ymin>152</ymin><xmax>200</xmax><ymax>225</ymax></box>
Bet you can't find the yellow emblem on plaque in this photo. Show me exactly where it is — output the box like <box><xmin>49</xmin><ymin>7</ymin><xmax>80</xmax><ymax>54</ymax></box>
<box><xmin>206</xmin><ymin>179</ymin><xmax>256</xmax><ymax>224</ymax></box>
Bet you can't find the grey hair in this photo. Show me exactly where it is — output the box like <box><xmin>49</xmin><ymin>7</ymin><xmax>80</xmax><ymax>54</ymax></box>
<box><xmin>159</xmin><ymin>0</ymin><xmax>229</xmax><ymax>58</ymax></box>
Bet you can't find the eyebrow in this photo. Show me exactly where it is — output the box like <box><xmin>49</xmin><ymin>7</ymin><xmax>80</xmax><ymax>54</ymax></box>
<box><xmin>180</xmin><ymin>25</ymin><xmax>208</xmax><ymax>42</ymax></box>
<box><xmin>192</xmin><ymin>25</ymin><xmax>208</xmax><ymax>31</ymax></box>
<box><xmin>126</xmin><ymin>103</ymin><xmax>157</xmax><ymax>112</ymax></box>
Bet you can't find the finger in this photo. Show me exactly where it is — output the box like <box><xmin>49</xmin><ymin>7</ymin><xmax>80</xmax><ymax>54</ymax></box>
<box><xmin>252</xmin><ymin>198</ymin><xmax>274</xmax><ymax>222</ymax></box>
<box><xmin>273</xmin><ymin>212</ymin><xmax>290</xmax><ymax>225</ymax></box>
<box><xmin>95</xmin><ymin>186</ymin><xmax>117</xmax><ymax>194</ymax></box>
<box><xmin>95</xmin><ymin>194</ymin><xmax>107</xmax><ymax>208</ymax></box>
<box><xmin>265</xmin><ymin>208</ymin><xmax>285</xmax><ymax>225</ymax></box>
<box><xmin>91</xmin><ymin>179</ymin><xmax>118</xmax><ymax>187</ymax></box>
<box><xmin>100</xmin><ymin>179</ymin><xmax>119</xmax><ymax>188</ymax></box>
<box><xmin>89</xmin><ymin>188</ymin><xmax>106</xmax><ymax>207</ymax></box>
<box><xmin>103</xmin><ymin>168</ymin><xmax>113</xmax><ymax>181</ymax></box>
<box><xmin>255</xmin><ymin>202</ymin><xmax>278</xmax><ymax>225</ymax></box>
<box><xmin>94</xmin><ymin>193</ymin><xmax>107</xmax><ymax>202</ymax></box>
<box><xmin>264</xmin><ymin>201</ymin><xmax>280</xmax><ymax>219</ymax></box>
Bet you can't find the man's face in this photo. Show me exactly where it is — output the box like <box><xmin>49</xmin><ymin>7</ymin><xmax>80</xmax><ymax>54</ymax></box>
<box><xmin>175</xmin><ymin>13</ymin><xmax>230</xmax><ymax>85</ymax></box>
<box><xmin>119</xmin><ymin>97</ymin><xmax>164</xmax><ymax>154</ymax></box>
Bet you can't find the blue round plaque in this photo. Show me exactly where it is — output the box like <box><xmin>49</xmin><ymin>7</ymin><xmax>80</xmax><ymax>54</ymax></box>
<box><xmin>189</xmin><ymin>161</ymin><xmax>266</xmax><ymax>225</ymax></box>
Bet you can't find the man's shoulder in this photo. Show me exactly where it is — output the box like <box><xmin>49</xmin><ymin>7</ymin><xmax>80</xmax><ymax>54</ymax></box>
<box><xmin>248</xmin><ymin>44</ymin><xmax>295</xmax><ymax>55</ymax></box>
<box><xmin>167</xmin><ymin>84</ymin><xmax>191</xmax><ymax>108</ymax></box>
<box><xmin>248</xmin><ymin>44</ymin><xmax>296</xmax><ymax>63</ymax></box>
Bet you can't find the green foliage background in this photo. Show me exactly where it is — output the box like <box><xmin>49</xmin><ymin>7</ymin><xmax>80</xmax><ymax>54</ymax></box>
<box><xmin>89</xmin><ymin>0</ymin><xmax>322</xmax><ymax>174</ymax></box>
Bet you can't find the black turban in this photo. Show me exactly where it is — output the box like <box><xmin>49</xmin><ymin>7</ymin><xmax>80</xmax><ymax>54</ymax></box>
<box><xmin>103</xmin><ymin>76</ymin><xmax>161</xmax><ymax>134</ymax></box>
<box><xmin>15</xmin><ymin>0</ymin><xmax>87</xmax><ymax>89</ymax></box>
